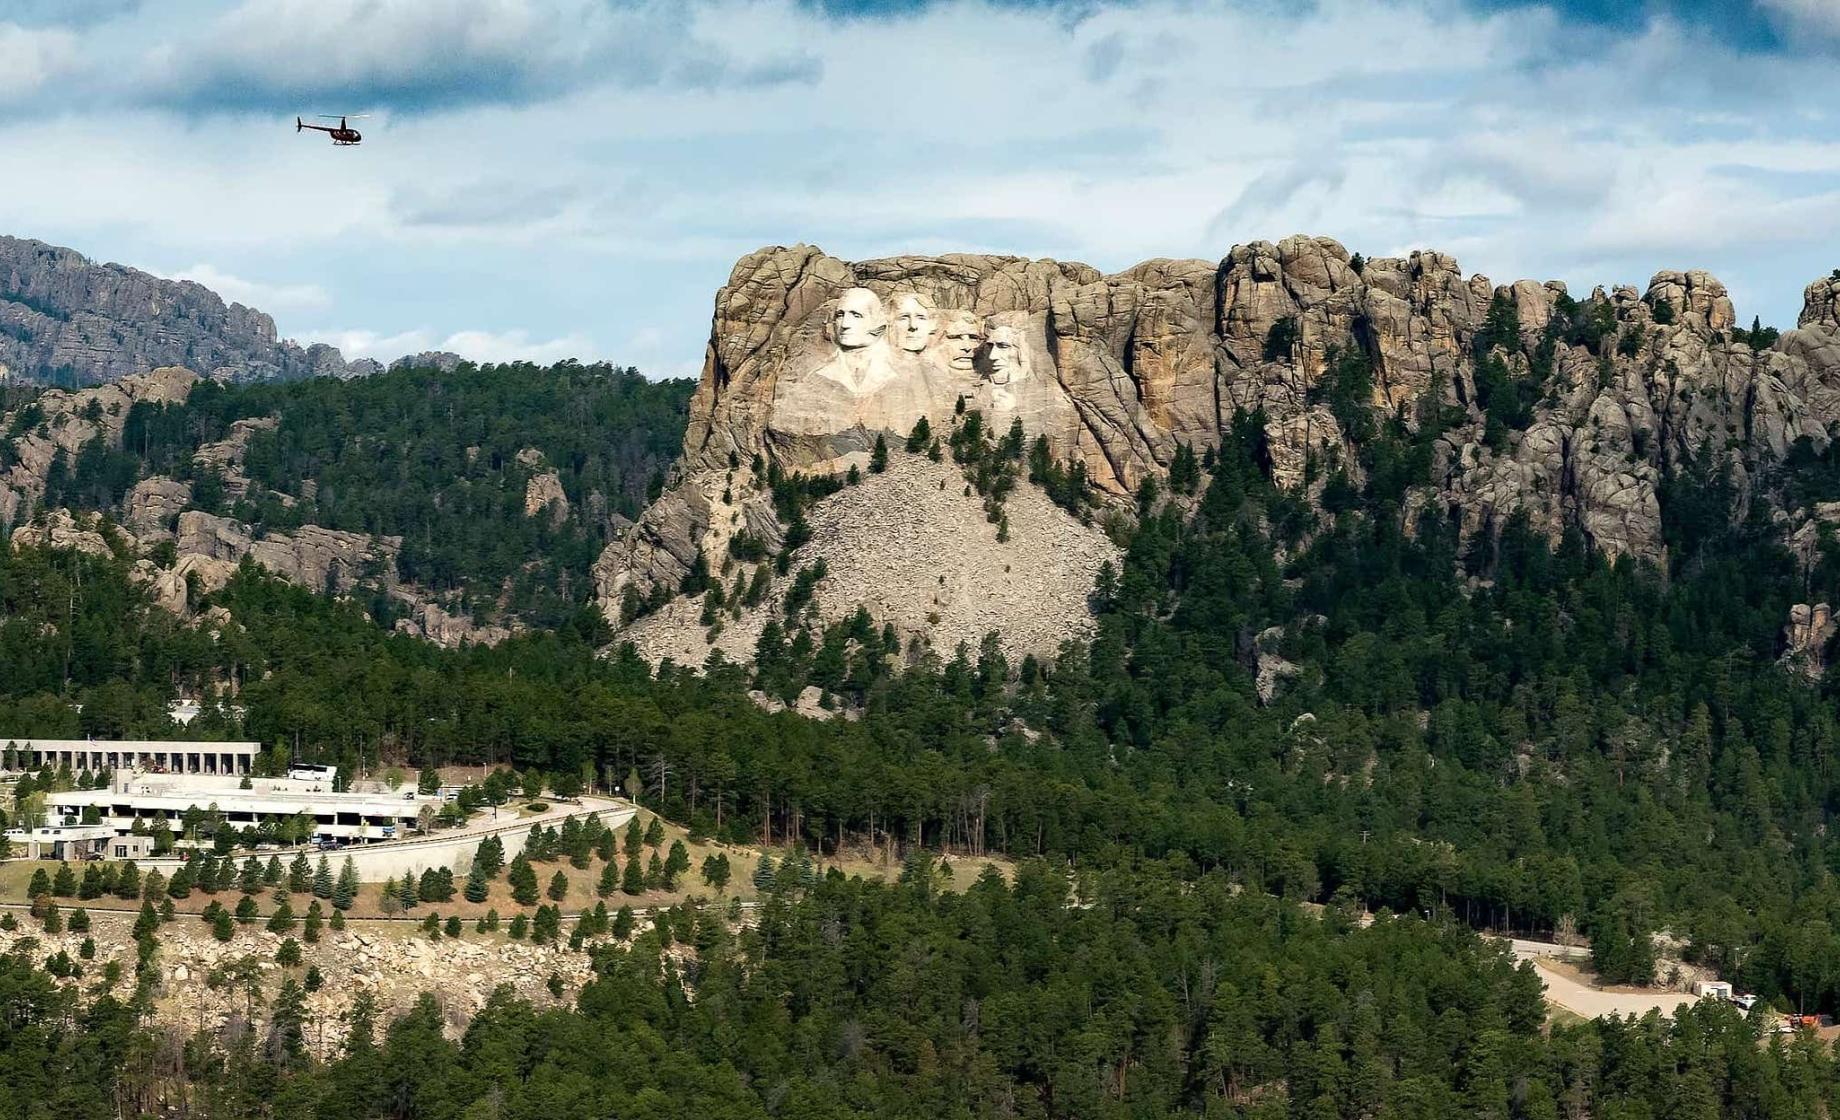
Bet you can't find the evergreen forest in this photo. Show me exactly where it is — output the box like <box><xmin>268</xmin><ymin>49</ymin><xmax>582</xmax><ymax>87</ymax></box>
<box><xmin>10</xmin><ymin>353</ymin><xmax>1840</xmax><ymax>1115</ymax></box>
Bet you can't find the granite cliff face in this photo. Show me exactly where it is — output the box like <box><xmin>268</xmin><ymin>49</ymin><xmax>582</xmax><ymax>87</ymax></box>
<box><xmin>0</xmin><ymin>236</ymin><xmax>360</xmax><ymax>385</ymax></box>
<box><xmin>597</xmin><ymin>238</ymin><xmax>1840</xmax><ymax>663</ymax></box>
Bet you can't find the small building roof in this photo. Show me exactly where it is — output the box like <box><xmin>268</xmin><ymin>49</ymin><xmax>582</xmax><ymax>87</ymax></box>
<box><xmin>45</xmin><ymin>788</ymin><xmax>432</xmax><ymax>818</ymax></box>
<box><xmin>2</xmin><ymin>738</ymin><xmax>261</xmax><ymax>754</ymax></box>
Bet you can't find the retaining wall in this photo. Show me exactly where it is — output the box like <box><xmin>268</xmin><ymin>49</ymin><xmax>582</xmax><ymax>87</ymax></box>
<box><xmin>129</xmin><ymin>799</ymin><xmax>635</xmax><ymax>882</ymax></box>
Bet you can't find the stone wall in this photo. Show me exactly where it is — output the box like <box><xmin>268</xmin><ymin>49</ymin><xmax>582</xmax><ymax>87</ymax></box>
<box><xmin>130</xmin><ymin>800</ymin><xmax>634</xmax><ymax>882</ymax></box>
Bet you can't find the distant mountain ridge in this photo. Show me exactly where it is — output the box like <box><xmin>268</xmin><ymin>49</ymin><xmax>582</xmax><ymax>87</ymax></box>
<box><xmin>0</xmin><ymin>234</ymin><xmax>375</xmax><ymax>385</ymax></box>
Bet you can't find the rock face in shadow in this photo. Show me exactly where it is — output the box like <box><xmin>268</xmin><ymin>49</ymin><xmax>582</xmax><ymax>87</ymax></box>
<box><xmin>598</xmin><ymin>240</ymin><xmax>1840</xmax><ymax>663</ymax></box>
<box><xmin>0</xmin><ymin>236</ymin><xmax>352</xmax><ymax>385</ymax></box>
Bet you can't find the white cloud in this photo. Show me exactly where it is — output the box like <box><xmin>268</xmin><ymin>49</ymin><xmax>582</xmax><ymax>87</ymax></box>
<box><xmin>1761</xmin><ymin>0</ymin><xmax>1840</xmax><ymax>39</ymax></box>
<box><xmin>299</xmin><ymin>326</ymin><xmax>598</xmax><ymax>366</ymax></box>
<box><xmin>123</xmin><ymin>0</ymin><xmax>816</xmax><ymax>114</ymax></box>
<box><xmin>4</xmin><ymin>0</ymin><xmax>1838</xmax><ymax>377</ymax></box>
<box><xmin>164</xmin><ymin>263</ymin><xmax>330</xmax><ymax>312</ymax></box>
<box><xmin>0</xmin><ymin>23</ymin><xmax>77</xmax><ymax>101</ymax></box>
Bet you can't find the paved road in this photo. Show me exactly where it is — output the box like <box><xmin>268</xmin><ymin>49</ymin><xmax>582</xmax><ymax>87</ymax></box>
<box><xmin>1495</xmin><ymin>935</ymin><xmax>1700</xmax><ymax>1020</ymax></box>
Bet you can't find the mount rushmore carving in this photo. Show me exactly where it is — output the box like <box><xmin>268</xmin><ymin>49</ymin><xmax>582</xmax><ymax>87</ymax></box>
<box><xmin>764</xmin><ymin>284</ymin><xmax>1063</xmax><ymax>470</ymax></box>
<box><xmin>594</xmin><ymin>238</ymin><xmax>1840</xmax><ymax>646</ymax></box>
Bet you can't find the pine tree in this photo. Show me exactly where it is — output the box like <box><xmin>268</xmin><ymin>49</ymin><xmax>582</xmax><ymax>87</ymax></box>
<box><xmin>464</xmin><ymin>864</ymin><xmax>490</xmax><ymax>904</ymax></box>
<box><xmin>52</xmin><ymin>863</ymin><xmax>75</xmax><ymax>897</ymax></box>
<box><xmin>643</xmin><ymin>817</ymin><xmax>664</xmax><ymax>849</ymax></box>
<box><xmin>752</xmin><ymin>854</ymin><xmax>776</xmax><ymax>892</ymax></box>
<box><xmin>333</xmin><ymin>858</ymin><xmax>357</xmax><ymax>911</ymax></box>
<box><xmin>133</xmin><ymin>900</ymin><xmax>158</xmax><ymax>939</ymax></box>
<box><xmin>621</xmin><ymin>854</ymin><xmax>645</xmax><ymax>895</ymax></box>
<box><xmin>702</xmin><ymin>853</ymin><xmax>732</xmax><ymax>893</ymax></box>
<box><xmin>211</xmin><ymin>908</ymin><xmax>234</xmax><ymax>942</ymax></box>
<box><xmin>313</xmin><ymin>855</ymin><xmax>334</xmax><ymax>898</ymax></box>
<box><xmin>547</xmin><ymin>870</ymin><xmax>569</xmax><ymax>902</ymax></box>
<box><xmin>264</xmin><ymin>855</ymin><xmax>284</xmax><ymax>886</ymax></box>
<box><xmin>474</xmin><ymin>836</ymin><xmax>505</xmax><ymax>878</ymax></box>
<box><xmin>508</xmin><ymin>855</ymin><xmax>539</xmax><ymax>906</ymax></box>
<box><xmin>870</xmin><ymin>433</ymin><xmax>888</xmax><ymax>473</ymax></box>
<box><xmin>115</xmin><ymin>861</ymin><xmax>141</xmax><ymax>900</ymax></box>
<box><xmin>596</xmin><ymin>858</ymin><xmax>618</xmax><ymax>898</ymax></box>
<box><xmin>397</xmin><ymin>874</ymin><xmax>417</xmax><ymax>911</ymax></box>
<box><xmin>645</xmin><ymin>852</ymin><xmax>663</xmax><ymax>889</ymax></box>
<box><xmin>288</xmin><ymin>853</ymin><xmax>311</xmax><ymax>893</ymax></box>
<box><xmin>663</xmin><ymin>840</ymin><xmax>690</xmax><ymax>889</ymax></box>
<box><xmin>624</xmin><ymin>816</ymin><xmax>643</xmax><ymax>856</ymax></box>
<box><xmin>239</xmin><ymin>857</ymin><xmax>263</xmax><ymax>894</ymax></box>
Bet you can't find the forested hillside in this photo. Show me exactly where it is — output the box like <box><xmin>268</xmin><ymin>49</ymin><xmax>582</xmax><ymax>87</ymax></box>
<box><xmin>2</xmin><ymin>360</ymin><xmax>694</xmax><ymax>630</ymax></box>
<box><xmin>12</xmin><ymin>370</ymin><xmax>1840</xmax><ymax>1024</ymax></box>
<box><xmin>8</xmin><ymin>263</ymin><xmax>1840</xmax><ymax>1116</ymax></box>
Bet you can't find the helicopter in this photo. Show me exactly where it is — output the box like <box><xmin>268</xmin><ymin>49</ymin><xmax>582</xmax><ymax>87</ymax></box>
<box><xmin>296</xmin><ymin>114</ymin><xmax>367</xmax><ymax>146</ymax></box>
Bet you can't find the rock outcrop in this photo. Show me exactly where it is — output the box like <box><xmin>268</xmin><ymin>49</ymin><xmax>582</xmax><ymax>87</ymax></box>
<box><xmin>124</xmin><ymin>476</ymin><xmax>193</xmax><ymax>539</ymax></box>
<box><xmin>391</xmin><ymin>350</ymin><xmax>465</xmax><ymax>372</ymax></box>
<box><xmin>517</xmin><ymin>448</ymin><xmax>570</xmax><ymax>524</ymax></box>
<box><xmin>0</xmin><ymin>236</ymin><xmax>353</xmax><ymax>384</ymax></box>
<box><xmin>619</xmin><ymin>453</ymin><xmax>1117</xmax><ymax>665</ymax></box>
<box><xmin>174</xmin><ymin>510</ymin><xmax>400</xmax><ymax>598</ymax></box>
<box><xmin>394</xmin><ymin>601</ymin><xmax>517</xmax><ymax>648</ymax></box>
<box><xmin>598</xmin><ymin>240</ymin><xmax>1840</xmax><ymax>664</ymax></box>
<box><xmin>1783</xmin><ymin>602</ymin><xmax>1837</xmax><ymax>679</ymax></box>
<box><xmin>1</xmin><ymin>371</ymin><xmax>504</xmax><ymax>648</ymax></box>
<box><xmin>0</xmin><ymin>366</ymin><xmax>198</xmax><ymax>525</ymax></box>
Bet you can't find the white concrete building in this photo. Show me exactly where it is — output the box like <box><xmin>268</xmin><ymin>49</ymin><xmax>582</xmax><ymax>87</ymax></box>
<box><xmin>5</xmin><ymin>824</ymin><xmax>117</xmax><ymax>860</ymax></box>
<box><xmin>4</xmin><ymin>738</ymin><xmax>259</xmax><ymax>776</ymax></box>
<box><xmin>46</xmin><ymin>772</ymin><xmax>438</xmax><ymax>845</ymax></box>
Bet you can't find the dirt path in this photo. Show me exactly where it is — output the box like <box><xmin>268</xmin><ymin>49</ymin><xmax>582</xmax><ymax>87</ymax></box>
<box><xmin>1528</xmin><ymin>959</ymin><xmax>1697</xmax><ymax>1019</ymax></box>
<box><xmin>1492</xmin><ymin>936</ymin><xmax>1702</xmax><ymax>1020</ymax></box>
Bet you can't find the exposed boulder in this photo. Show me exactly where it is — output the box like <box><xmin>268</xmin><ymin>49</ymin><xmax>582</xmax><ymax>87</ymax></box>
<box><xmin>394</xmin><ymin>601</ymin><xmax>515</xmax><ymax>647</ymax></box>
<box><xmin>174</xmin><ymin>510</ymin><xmax>400</xmax><ymax>597</ymax></box>
<box><xmin>9</xmin><ymin>508</ymin><xmax>122</xmax><ymax>559</ymax></box>
<box><xmin>0</xmin><ymin>366</ymin><xmax>198</xmax><ymax>528</ymax></box>
<box><xmin>192</xmin><ymin>416</ymin><xmax>279</xmax><ymax>502</ymax></box>
<box><xmin>524</xmin><ymin>470</ymin><xmax>569</xmax><ymax>524</ymax></box>
<box><xmin>1783</xmin><ymin>602</ymin><xmax>1837</xmax><ymax>679</ymax></box>
<box><xmin>390</xmin><ymin>350</ymin><xmax>464</xmax><ymax>373</ymax></box>
<box><xmin>124</xmin><ymin>476</ymin><xmax>192</xmax><ymax>539</ymax></box>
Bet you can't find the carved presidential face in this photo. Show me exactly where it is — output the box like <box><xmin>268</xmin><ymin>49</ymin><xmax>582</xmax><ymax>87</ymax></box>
<box><xmin>943</xmin><ymin>311</ymin><xmax>984</xmax><ymax>372</ymax></box>
<box><xmin>892</xmin><ymin>293</ymin><xmax>938</xmax><ymax>353</ymax></box>
<box><xmin>986</xmin><ymin>324</ymin><xmax>1027</xmax><ymax>384</ymax></box>
<box><xmin>832</xmin><ymin>288</ymin><xmax>887</xmax><ymax>350</ymax></box>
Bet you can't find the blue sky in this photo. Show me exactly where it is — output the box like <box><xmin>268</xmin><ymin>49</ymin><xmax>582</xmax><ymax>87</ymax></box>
<box><xmin>2</xmin><ymin>0</ymin><xmax>1836</xmax><ymax>376</ymax></box>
